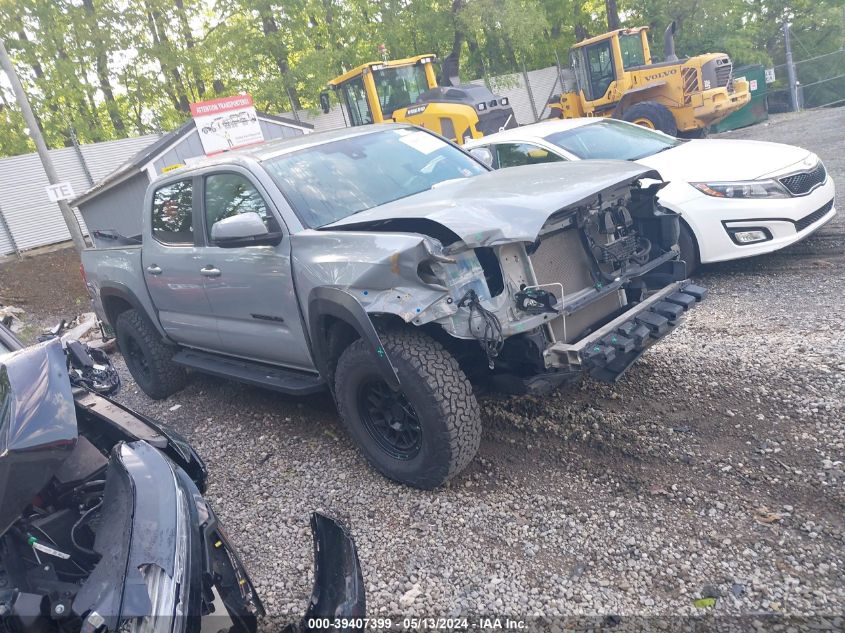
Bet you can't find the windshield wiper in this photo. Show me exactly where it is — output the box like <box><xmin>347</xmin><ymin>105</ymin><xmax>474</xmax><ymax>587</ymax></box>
<box><xmin>631</xmin><ymin>144</ymin><xmax>676</xmax><ymax>161</ymax></box>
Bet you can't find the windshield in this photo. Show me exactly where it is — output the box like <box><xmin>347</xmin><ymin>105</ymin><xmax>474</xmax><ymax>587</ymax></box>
<box><xmin>544</xmin><ymin>120</ymin><xmax>680</xmax><ymax>160</ymax></box>
<box><xmin>373</xmin><ymin>65</ymin><xmax>429</xmax><ymax>117</ymax></box>
<box><xmin>619</xmin><ymin>33</ymin><xmax>646</xmax><ymax>68</ymax></box>
<box><xmin>262</xmin><ymin>128</ymin><xmax>487</xmax><ymax>228</ymax></box>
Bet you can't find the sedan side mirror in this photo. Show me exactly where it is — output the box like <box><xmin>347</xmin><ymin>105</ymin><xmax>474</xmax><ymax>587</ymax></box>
<box><xmin>469</xmin><ymin>147</ymin><xmax>494</xmax><ymax>167</ymax></box>
<box><xmin>319</xmin><ymin>91</ymin><xmax>331</xmax><ymax>114</ymax></box>
<box><xmin>211</xmin><ymin>212</ymin><xmax>282</xmax><ymax>247</ymax></box>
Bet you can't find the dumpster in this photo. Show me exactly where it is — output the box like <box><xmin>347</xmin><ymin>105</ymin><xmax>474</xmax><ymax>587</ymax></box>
<box><xmin>711</xmin><ymin>64</ymin><xmax>769</xmax><ymax>132</ymax></box>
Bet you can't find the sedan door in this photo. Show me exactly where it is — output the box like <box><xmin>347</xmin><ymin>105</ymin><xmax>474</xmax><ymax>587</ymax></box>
<box><xmin>197</xmin><ymin>170</ymin><xmax>313</xmax><ymax>370</ymax></box>
<box><xmin>144</xmin><ymin>178</ymin><xmax>221</xmax><ymax>349</ymax></box>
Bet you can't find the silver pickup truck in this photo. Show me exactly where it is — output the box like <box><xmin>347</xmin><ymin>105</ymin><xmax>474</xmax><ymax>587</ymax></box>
<box><xmin>81</xmin><ymin>123</ymin><xmax>706</xmax><ymax>489</ymax></box>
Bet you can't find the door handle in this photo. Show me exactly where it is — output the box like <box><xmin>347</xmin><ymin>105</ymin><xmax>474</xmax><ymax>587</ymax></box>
<box><xmin>146</xmin><ymin>264</ymin><xmax>162</xmax><ymax>275</ymax></box>
<box><xmin>200</xmin><ymin>266</ymin><xmax>222</xmax><ymax>278</ymax></box>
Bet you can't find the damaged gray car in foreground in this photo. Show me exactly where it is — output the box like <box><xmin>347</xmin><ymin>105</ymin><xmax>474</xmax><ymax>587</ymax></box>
<box><xmin>81</xmin><ymin>124</ymin><xmax>706</xmax><ymax>489</ymax></box>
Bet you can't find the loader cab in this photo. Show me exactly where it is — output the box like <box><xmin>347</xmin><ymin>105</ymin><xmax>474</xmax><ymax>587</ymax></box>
<box><xmin>325</xmin><ymin>54</ymin><xmax>517</xmax><ymax>144</ymax></box>
<box><xmin>327</xmin><ymin>55</ymin><xmax>439</xmax><ymax>124</ymax></box>
<box><xmin>570</xmin><ymin>28</ymin><xmax>652</xmax><ymax>102</ymax></box>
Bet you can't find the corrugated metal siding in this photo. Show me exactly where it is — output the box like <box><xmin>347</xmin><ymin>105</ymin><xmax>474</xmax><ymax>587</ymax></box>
<box><xmin>475</xmin><ymin>66</ymin><xmax>561</xmax><ymax>124</ymax></box>
<box><xmin>0</xmin><ymin>207</ymin><xmax>15</xmax><ymax>256</ymax></box>
<box><xmin>0</xmin><ymin>148</ymin><xmax>90</xmax><ymax>252</ymax></box>
<box><xmin>80</xmin><ymin>171</ymin><xmax>151</xmax><ymax>247</ymax></box>
<box><xmin>80</xmin><ymin>134</ymin><xmax>161</xmax><ymax>182</ymax></box>
<box><xmin>0</xmin><ymin>134</ymin><xmax>162</xmax><ymax>255</ymax></box>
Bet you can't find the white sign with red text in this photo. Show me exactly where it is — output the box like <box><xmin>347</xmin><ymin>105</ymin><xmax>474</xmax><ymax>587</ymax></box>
<box><xmin>190</xmin><ymin>94</ymin><xmax>264</xmax><ymax>155</ymax></box>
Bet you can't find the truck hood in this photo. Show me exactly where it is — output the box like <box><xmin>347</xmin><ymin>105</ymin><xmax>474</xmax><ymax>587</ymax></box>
<box><xmin>639</xmin><ymin>139</ymin><xmax>814</xmax><ymax>181</ymax></box>
<box><xmin>323</xmin><ymin>161</ymin><xmax>661</xmax><ymax>247</ymax></box>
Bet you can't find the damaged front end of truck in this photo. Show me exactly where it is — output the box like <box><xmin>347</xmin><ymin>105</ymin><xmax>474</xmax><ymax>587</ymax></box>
<box><xmin>298</xmin><ymin>160</ymin><xmax>706</xmax><ymax>394</ymax></box>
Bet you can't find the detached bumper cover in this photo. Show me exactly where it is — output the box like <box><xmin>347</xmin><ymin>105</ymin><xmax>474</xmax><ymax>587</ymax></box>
<box><xmin>549</xmin><ymin>281</ymin><xmax>707</xmax><ymax>382</ymax></box>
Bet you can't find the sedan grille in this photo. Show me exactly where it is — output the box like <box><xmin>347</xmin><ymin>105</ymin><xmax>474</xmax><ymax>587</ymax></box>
<box><xmin>779</xmin><ymin>162</ymin><xmax>827</xmax><ymax>196</ymax></box>
<box><xmin>794</xmin><ymin>199</ymin><xmax>834</xmax><ymax>232</ymax></box>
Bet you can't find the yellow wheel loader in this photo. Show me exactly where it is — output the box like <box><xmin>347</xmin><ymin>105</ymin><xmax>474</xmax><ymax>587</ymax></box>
<box><xmin>320</xmin><ymin>54</ymin><xmax>518</xmax><ymax>144</ymax></box>
<box><xmin>549</xmin><ymin>23</ymin><xmax>751</xmax><ymax>137</ymax></box>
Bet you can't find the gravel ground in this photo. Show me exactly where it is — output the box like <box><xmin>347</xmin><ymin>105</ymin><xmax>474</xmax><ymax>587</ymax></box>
<box><xmin>4</xmin><ymin>109</ymin><xmax>845</xmax><ymax>628</ymax></box>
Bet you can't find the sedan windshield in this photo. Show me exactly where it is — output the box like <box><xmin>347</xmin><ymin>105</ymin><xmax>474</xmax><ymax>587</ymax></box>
<box><xmin>263</xmin><ymin>128</ymin><xmax>486</xmax><ymax>228</ymax></box>
<box><xmin>544</xmin><ymin>120</ymin><xmax>681</xmax><ymax>161</ymax></box>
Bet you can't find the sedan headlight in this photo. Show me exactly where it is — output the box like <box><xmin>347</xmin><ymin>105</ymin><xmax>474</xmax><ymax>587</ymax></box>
<box><xmin>132</xmin><ymin>473</ymin><xmax>190</xmax><ymax>633</ymax></box>
<box><xmin>691</xmin><ymin>180</ymin><xmax>789</xmax><ymax>199</ymax></box>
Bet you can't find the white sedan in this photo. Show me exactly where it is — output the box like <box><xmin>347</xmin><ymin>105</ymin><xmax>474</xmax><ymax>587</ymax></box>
<box><xmin>465</xmin><ymin>118</ymin><xmax>836</xmax><ymax>272</ymax></box>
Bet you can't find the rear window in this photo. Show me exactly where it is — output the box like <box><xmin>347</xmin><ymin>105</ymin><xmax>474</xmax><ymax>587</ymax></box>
<box><xmin>544</xmin><ymin>120</ymin><xmax>680</xmax><ymax>161</ymax></box>
<box><xmin>151</xmin><ymin>180</ymin><xmax>193</xmax><ymax>245</ymax></box>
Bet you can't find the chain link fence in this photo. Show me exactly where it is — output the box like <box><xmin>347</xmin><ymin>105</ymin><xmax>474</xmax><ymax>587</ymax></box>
<box><xmin>767</xmin><ymin>34</ymin><xmax>845</xmax><ymax>112</ymax></box>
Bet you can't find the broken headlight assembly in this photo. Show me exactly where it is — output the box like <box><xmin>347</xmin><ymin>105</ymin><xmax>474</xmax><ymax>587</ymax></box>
<box><xmin>130</xmin><ymin>473</ymin><xmax>191</xmax><ymax>633</ymax></box>
<box><xmin>691</xmin><ymin>180</ymin><xmax>789</xmax><ymax>199</ymax></box>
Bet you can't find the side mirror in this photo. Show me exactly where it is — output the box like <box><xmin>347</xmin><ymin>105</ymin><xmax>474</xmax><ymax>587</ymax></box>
<box><xmin>319</xmin><ymin>91</ymin><xmax>331</xmax><ymax>114</ymax></box>
<box><xmin>469</xmin><ymin>147</ymin><xmax>494</xmax><ymax>167</ymax></box>
<box><xmin>211</xmin><ymin>212</ymin><xmax>281</xmax><ymax>247</ymax></box>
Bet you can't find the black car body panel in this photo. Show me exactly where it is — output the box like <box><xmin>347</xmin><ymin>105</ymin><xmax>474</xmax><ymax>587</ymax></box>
<box><xmin>0</xmin><ymin>328</ymin><xmax>364</xmax><ymax>631</ymax></box>
<box><xmin>0</xmin><ymin>340</ymin><xmax>78</xmax><ymax>536</ymax></box>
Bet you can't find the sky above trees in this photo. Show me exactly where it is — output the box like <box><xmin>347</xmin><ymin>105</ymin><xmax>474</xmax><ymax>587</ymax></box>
<box><xmin>1</xmin><ymin>0</ymin><xmax>842</xmax><ymax>156</ymax></box>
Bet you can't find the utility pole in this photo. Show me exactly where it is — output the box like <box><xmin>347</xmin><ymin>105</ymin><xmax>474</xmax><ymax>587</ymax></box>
<box><xmin>783</xmin><ymin>22</ymin><xmax>800</xmax><ymax>112</ymax></box>
<box><xmin>0</xmin><ymin>36</ymin><xmax>87</xmax><ymax>253</ymax></box>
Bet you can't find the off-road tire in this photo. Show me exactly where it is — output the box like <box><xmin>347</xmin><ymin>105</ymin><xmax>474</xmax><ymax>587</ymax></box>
<box><xmin>622</xmin><ymin>101</ymin><xmax>678</xmax><ymax>136</ymax></box>
<box><xmin>678</xmin><ymin>222</ymin><xmax>699</xmax><ymax>276</ymax></box>
<box><xmin>115</xmin><ymin>309</ymin><xmax>187</xmax><ymax>400</ymax></box>
<box><xmin>334</xmin><ymin>330</ymin><xmax>481</xmax><ymax>489</ymax></box>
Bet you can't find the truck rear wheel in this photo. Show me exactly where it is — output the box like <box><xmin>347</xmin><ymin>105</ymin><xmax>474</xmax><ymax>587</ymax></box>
<box><xmin>116</xmin><ymin>309</ymin><xmax>187</xmax><ymax>400</ymax></box>
<box><xmin>334</xmin><ymin>330</ymin><xmax>481</xmax><ymax>489</ymax></box>
<box><xmin>622</xmin><ymin>101</ymin><xmax>678</xmax><ymax>136</ymax></box>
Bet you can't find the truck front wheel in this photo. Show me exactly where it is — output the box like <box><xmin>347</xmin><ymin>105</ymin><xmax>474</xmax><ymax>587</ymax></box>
<box><xmin>334</xmin><ymin>330</ymin><xmax>482</xmax><ymax>489</ymax></box>
<box><xmin>116</xmin><ymin>309</ymin><xmax>187</xmax><ymax>400</ymax></box>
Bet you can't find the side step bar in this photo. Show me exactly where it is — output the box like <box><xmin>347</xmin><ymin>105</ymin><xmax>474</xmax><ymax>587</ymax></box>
<box><xmin>172</xmin><ymin>349</ymin><xmax>325</xmax><ymax>396</ymax></box>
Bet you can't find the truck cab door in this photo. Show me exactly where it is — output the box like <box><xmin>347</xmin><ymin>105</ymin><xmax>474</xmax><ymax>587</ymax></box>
<box><xmin>144</xmin><ymin>178</ymin><xmax>221</xmax><ymax>349</ymax></box>
<box><xmin>197</xmin><ymin>170</ymin><xmax>314</xmax><ymax>370</ymax></box>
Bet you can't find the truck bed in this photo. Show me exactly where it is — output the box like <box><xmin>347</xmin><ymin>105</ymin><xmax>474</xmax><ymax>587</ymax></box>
<box><xmin>81</xmin><ymin>246</ymin><xmax>154</xmax><ymax>331</ymax></box>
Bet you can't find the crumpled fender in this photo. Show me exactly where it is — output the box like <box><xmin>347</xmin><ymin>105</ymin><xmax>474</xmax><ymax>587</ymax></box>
<box><xmin>307</xmin><ymin>286</ymin><xmax>401</xmax><ymax>391</ymax></box>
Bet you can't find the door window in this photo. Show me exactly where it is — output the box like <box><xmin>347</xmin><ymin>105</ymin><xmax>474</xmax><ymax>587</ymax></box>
<box><xmin>204</xmin><ymin>173</ymin><xmax>279</xmax><ymax>241</ymax></box>
<box><xmin>340</xmin><ymin>77</ymin><xmax>374</xmax><ymax>125</ymax></box>
<box><xmin>585</xmin><ymin>40</ymin><xmax>615</xmax><ymax>100</ymax></box>
<box><xmin>151</xmin><ymin>180</ymin><xmax>193</xmax><ymax>245</ymax></box>
<box><xmin>495</xmin><ymin>143</ymin><xmax>564</xmax><ymax>168</ymax></box>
